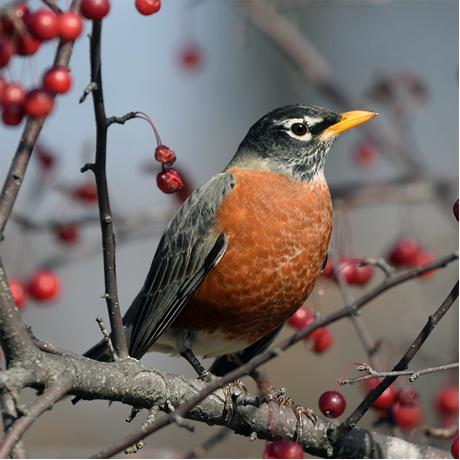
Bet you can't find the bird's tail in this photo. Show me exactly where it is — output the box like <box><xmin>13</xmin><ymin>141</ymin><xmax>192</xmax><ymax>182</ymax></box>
<box><xmin>83</xmin><ymin>338</ymin><xmax>112</xmax><ymax>362</ymax></box>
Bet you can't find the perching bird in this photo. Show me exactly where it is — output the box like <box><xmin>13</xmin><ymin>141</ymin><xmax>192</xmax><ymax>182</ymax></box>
<box><xmin>85</xmin><ymin>104</ymin><xmax>377</xmax><ymax>376</ymax></box>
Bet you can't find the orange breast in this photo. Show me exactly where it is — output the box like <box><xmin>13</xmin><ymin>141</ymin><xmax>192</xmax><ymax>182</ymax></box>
<box><xmin>171</xmin><ymin>167</ymin><xmax>332</xmax><ymax>345</ymax></box>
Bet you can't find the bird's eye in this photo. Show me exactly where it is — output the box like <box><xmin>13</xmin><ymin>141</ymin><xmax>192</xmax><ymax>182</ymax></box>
<box><xmin>290</xmin><ymin>123</ymin><xmax>308</xmax><ymax>136</ymax></box>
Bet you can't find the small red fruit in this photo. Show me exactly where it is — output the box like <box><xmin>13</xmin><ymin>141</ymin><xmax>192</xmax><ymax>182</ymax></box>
<box><xmin>157</xmin><ymin>168</ymin><xmax>184</xmax><ymax>194</ymax></box>
<box><xmin>287</xmin><ymin>306</ymin><xmax>314</xmax><ymax>330</ymax></box>
<box><xmin>411</xmin><ymin>249</ymin><xmax>436</xmax><ymax>278</ymax></box>
<box><xmin>318</xmin><ymin>391</ymin><xmax>346</xmax><ymax>418</ymax></box>
<box><xmin>388</xmin><ymin>235</ymin><xmax>421</xmax><ymax>266</ymax></box>
<box><xmin>365</xmin><ymin>380</ymin><xmax>397</xmax><ymax>410</ymax></box>
<box><xmin>135</xmin><ymin>0</ymin><xmax>161</xmax><ymax>15</ymax></box>
<box><xmin>155</xmin><ymin>145</ymin><xmax>176</xmax><ymax>166</ymax></box>
<box><xmin>14</xmin><ymin>33</ymin><xmax>41</xmax><ymax>56</ymax></box>
<box><xmin>0</xmin><ymin>35</ymin><xmax>14</xmax><ymax>68</ymax></box>
<box><xmin>451</xmin><ymin>437</ymin><xmax>459</xmax><ymax>459</ymax></box>
<box><xmin>73</xmin><ymin>181</ymin><xmax>98</xmax><ymax>204</ymax></box>
<box><xmin>354</xmin><ymin>140</ymin><xmax>379</xmax><ymax>168</ymax></box>
<box><xmin>36</xmin><ymin>145</ymin><xmax>56</xmax><ymax>170</ymax></box>
<box><xmin>55</xmin><ymin>224</ymin><xmax>79</xmax><ymax>244</ymax></box>
<box><xmin>263</xmin><ymin>441</ymin><xmax>303</xmax><ymax>459</ymax></box>
<box><xmin>320</xmin><ymin>258</ymin><xmax>334</xmax><ymax>278</ymax></box>
<box><xmin>2</xmin><ymin>4</ymin><xmax>30</xmax><ymax>34</ymax></box>
<box><xmin>8</xmin><ymin>279</ymin><xmax>27</xmax><ymax>310</ymax></box>
<box><xmin>179</xmin><ymin>43</ymin><xmax>203</xmax><ymax>71</ymax></box>
<box><xmin>43</xmin><ymin>66</ymin><xmax>72</xmax><ymax>94</ymax></box>
<box><xmin>392</xmin><ymin>402</ymin><xmax>423</xmax><ymax>429</ymax></box>
<box><xmin>0</xmin><ymin>77</ymin><xmax>6</xmax><ymax>104</ymax></box>
<box><xmin>434</xmin><ymin>384</ymin><xmax>459</xmax><ymax>415</ymax></box>
<box><xmin>28</xmin><ymin>269</ymin><xmax>61</xmax><ymax>302</ymax></box>
<box><xmin>24</xmin><ymin>88</ymin><xmax>54</xmax><ymax>118</ymax></box>
<box><xmin>352</xmin><ymin>262</ymin><xmax>374</xmax><ymax>286</ymax></box>
<box><xmin>80</xmin><ymin>0</ymin><xmax>111</xmax><ymax>20</ymax></box>
<box><xmin>397</xmin><ymin>387</ymin><xmax>420</xmax><ymax>407</ymax></box>
<box><xmin>337</xmin><ymin>258</ymin><xmax>358</xmax><ymax>284</ymax></box>
<box><xmin>27</xmin><ymin>9</ymin><xmax>58</xmax><ymax>41</ymax></box>
<box><xmin>2</xmin><ymin>104</ymin><xmax>24</xmax><ymax>126</ymax></box>
<box><xmin>312</xmin><ymin>327</ymin><xmax>334</xmax><ymax>353</ymax></box>
<box><xmin>2</xmin><ymin>83</ymin><xmax>26</xmax><ymax>106</ymax></box>
<box><xmin>454</xmin><ymin>199</ymin><xmax>459</xmax><ymax>222</ymax></box>
<box><xmin>57</xmin><ymin>12</ymin><xmax>83</xmax><ymax>41</ymax></box>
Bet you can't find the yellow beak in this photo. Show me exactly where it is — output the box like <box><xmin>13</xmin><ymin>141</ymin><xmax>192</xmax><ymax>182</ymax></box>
<box><xmin>322</xmin><ymin>110</ymin><xmax>377</xmax><ymax>139</ymax></box>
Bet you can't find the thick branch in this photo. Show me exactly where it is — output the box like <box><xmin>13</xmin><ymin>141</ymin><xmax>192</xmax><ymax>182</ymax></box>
<box><xmin>87</xmin><ymin>20</ymin><xmax>128</xmax><ymax>358</ymax></box>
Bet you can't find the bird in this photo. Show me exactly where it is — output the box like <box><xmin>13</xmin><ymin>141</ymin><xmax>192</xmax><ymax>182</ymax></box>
<box><xmin>85</xmin><ymin>104</ymin><xmax>377</xmax><ymax>377</ymax></box>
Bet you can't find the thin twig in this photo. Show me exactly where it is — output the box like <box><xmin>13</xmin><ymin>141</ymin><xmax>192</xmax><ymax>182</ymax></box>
<box><xmin>331</xmin><ymin>280</ymin><xmax>459</xmax><ymax>443</ymax></box>
<box><xmin>0</xmin><ymin>394</ymin><xmax>27</xmax><ymax>459</ymax></box>
<box><xmin>341</xmin><ymin>362</ymin><xmax>459</xmax><ymax>385</ymax></box>
<box><xmin>106</xmin><ymin>112</ymin><xmax>137</xmax><ymax>126</ymax></box>
<box><xmin>90</xmin><ymin>253</ymin><xmax>458</xmax><ymax>458</ymax></box>
<box><xmin>96</xmin><ymin>316</ymin><xmax>118</xmax><ymax>361</ymax></box>
<box><xmin>79</xmin><ymin>81</ymin><xmax>98</xmax><ymax>103</ymax></box>
<box><xmin>0</xmin><ymin>374</ymin><xmax>75</xmax><ymax>458</ymax></box>
<box><xmin>87</xmin><ymin>19</ymin><xmax>128</xmax><ymax>358</ymax></box>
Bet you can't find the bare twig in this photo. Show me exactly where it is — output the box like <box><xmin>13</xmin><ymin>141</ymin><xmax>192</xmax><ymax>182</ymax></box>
<box><xmin>341</xmin><ymin>362</ymin><xmax>459</xmax><ymax>385</ymax></box>
<box><xmin>331</xmin><ymin>280</ymin><xmax>459</xmax><ymax>443</ymax></box>
<box><xmin>0</xmin><ymin>374</ymin><xmax>75</xmax><ymax>458</ymax></box>
<box><xmin>86</xmin><ymin>19</ymin><xmax>128</xmax><ymax>358</ymax></box>
<box><xmin>0</xmin><ymin>394</ymin><xmax>26</xmax><ymax>459</ymax></box>
<box><xmin>106</xmin><ymin>112</ymin><xmax>137</xmax><ymax>126</ymax></box>
<box><xmin>79</xmin><ymin>81</ymin><xmax>98</xmax><ymax>103</ymax></box>
<box><xmin>96</xmin><ymin>316</ymin><xmax>118</xmax><ymax>362</ymax></box>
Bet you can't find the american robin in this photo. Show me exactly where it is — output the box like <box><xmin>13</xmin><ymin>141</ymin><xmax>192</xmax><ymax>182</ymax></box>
<box><xmin>85</xmin><ymin>104</ymin><xmax>377</xmax><ymax>376</ymax></box>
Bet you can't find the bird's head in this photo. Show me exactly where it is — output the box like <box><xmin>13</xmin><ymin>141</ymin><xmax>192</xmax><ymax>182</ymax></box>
<box><xmin>228</xmin><ymin>104</ymin><xmax>377</xmax><ymax>182</ymax></box>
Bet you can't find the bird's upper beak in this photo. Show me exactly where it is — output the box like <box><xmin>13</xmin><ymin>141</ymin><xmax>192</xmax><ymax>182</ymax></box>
<box><xmin>322</xmin><ymin>110</ymin><xmax>377</xmax><ymax>139</ymax></box>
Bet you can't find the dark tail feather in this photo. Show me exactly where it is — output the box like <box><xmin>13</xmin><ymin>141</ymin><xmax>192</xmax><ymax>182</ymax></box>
<box><xmin>208</xmin><ymin>324</ymin><xmax>285</xmax><ymax>377</ymax></box>
<box><xmin>83</xmin><ymin>338</ymin><xmax>112</xmax><ymax>362</ymax></box>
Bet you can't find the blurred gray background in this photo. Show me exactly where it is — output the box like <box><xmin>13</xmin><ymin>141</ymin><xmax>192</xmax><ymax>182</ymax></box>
<box><xmin>0</xmin><ymin>0</ymin><xmax>458</xmax><ymax>458</ymax></box>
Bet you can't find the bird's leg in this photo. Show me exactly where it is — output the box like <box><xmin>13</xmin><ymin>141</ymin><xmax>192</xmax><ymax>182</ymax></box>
<box><xmin>180</xmin><ymin>348</ymin><xmax>211</xmax><ymax>380</ymax></box>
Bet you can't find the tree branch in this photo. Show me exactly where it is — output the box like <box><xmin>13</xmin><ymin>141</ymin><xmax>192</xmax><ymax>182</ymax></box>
<box><xmin>86</xmin><ymin>19</ymin><xmax>128</xmax><ymax>358</ymax></box>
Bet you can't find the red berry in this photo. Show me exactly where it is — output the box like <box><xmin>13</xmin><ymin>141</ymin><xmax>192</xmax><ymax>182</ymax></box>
<box><xmin>135</xmin><ymin>0</ymin><xmax>161</xmax><ymax>15</ymax></box>
<box><xmin>410</xmin><ymin>249</ymin><xmax>436</xmax><ymax>278</ymax></box>
<box><xmin>263</xmin><ymin>441</ymin><xmax>303</xmax><ymax>459</ymax></box>
<box><xmin>8</xmin><ymin>279</ymin><xmax>27</xmax><ymax>310</ymax></box>
<box><xmin>57</xmin><ymin>12</ymin><xmax>83</xmax><ymax>41</ymax></box>
<box><xmin>55</xmin><ymin>224</ymin><xmax>79</xmax><ymax>244</ymax></box>
<box><xmin>36</xmin><ymin>145</ymin><xmax>56</xmax><ymax>170</ymax></box>
<box><xmin>169</xmin><ymin>167</ymin><xmax>193</xmax><ymax>205</ymax></box>
<box><xmin>28</xmin><ymin>269</ymin><xmax>61</xmax><ymax>302</ymax></box>
<box><xmin>287</xmin><ymin>306</ymin><xmax>314</xmax><ymax>330</ymax></box>
<box><xmin>365</xmin><ymin>380</ymin><xmax>397</xmax><ymax>410</ymax></box>
<box><xmin>73</xmin><ymin>181</ymin><xmax>98</xmax><ymax>204</ymax></box>
<box><xmin>80</xmin><ymin>0</ymin><xmax>111</xmax><ymax>20</ymax></box>
<box><xmin>352</xmin><ymin>262</ymin><xmax>374</xmax><ymax>286</ymax></box>
<box><xmin>2</xmin><ymin>104</ymin><xmax>24</xmax><ymax>126</ymax></box>
<box><xmin>312</xmin><ymin>327</ymin><xmax>334</xmax><ymax>353</ymax></box>
<box><xmin>43</xmin><ymin>66</ymin><xmax>72</xmax><ymax>94</ymax></box>
<box><xmin>454</xmin><ymin>199</ymin><xmax>459</xmax><ymax>222</ymax></box>
<box><xmin>1</xmin><ymin>4</ymin><xmax>30</xmax><ymax>34</ymax></box>
<box><xmin>306</xmin><ymin>325</ymin><xmax>327</xmax><ymax>342</ymax></box>
<box><xmin>27</xmin><ymin>9</ymin><xmax>58</xmax><ymax>41</ymax></box>
<box><xmin>397</xmin><ymin>387</ymin><xmax>420</xmax><ymax>407</ymax></box>
<box><xmin>451</xmin><ymin>437</ymin><xmax>459</xmax><ymax>459</ymax></box>
<box><xmin>0</xmin><ymin>35</ymin><xmax>14</xmax><ymax>68</ymax></box>
<box><xmin>354</xmin><ymin>140</ymin><xmax>379</xmax><ymax>168</ymax></box>
<box><xmin>0</xmin><ymin>77</ymin><xmax>6</xmax><ymax>104</ymax></box>
<box><xmin>179</xmin><ymin>43</ymin><xmax>203</xmax><ymax>71</ymax></box>
<box><xmin>14</xmin><ymin>33</ymin><xmax>41</xmax><ymax>56</ymax></box>
<box><xmin>337</xmin><ymin>258</ymin><xmax>358</xmax><ymax>284</ymax></box>
<box><xmin>24</xmin><ymin>88</ymin><xmax>54</xmax><ymax>118</ymax></box>
<box><xmin>318</xmin><ymin>391</ymin><xmax>346</xmax><ymax>418</ymax></box>
<box><xmin>2</xmin><ymin>83</ymin><xmax>26</xmax><ymax>106</ymax></box>
<box><xmin>392</xmin><ymin>402</ymin><xmax>424</xmax><ymax>429</ymax></box>
<box><xmin>388</xmin><ymin>235</ymin><xmax>421</xmax><ymax>266</ymax></box>
<box><xmin>156</xmin><ymin>168</ymin><xmax>183</xmax><ymax>194</ymax></box>
<box><xmin>320</xmin><ymin>258</ymin><xmax>334</xmax><ymax>278</ymax></box>
<box><xmin>434</xmin><ymin>384</ymin><xmax>459</xmax><ymax>415</ymax></box>
<box><xmin>155</xmin><ymin>145</ymin><xmax>176</xmax><ymax>166</ymax></box>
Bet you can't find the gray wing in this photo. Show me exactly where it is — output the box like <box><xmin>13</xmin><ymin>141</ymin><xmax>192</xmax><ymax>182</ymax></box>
<box><xmin>126</xmin><ymin>172</ymin><xmax>236</xmax><ymax>360</ymax></box>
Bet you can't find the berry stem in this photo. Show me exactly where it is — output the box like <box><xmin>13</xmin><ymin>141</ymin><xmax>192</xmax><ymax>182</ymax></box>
<box><xmin>134</xmin><ymin>111</ymin><xmax>162</xmax><ymax>145</ymax></box>
<box><xmin>335</xmin><ymin>362</ymin><xmax>365</xmax><ymax>392</ymax></box>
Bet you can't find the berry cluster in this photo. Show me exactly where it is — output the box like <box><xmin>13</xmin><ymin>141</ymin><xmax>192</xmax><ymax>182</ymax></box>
<box><xmin>287</xmin><ymin>306</ymin><xmax>334</xmax><ymax>353</ymax></box>
<box><xmin>8</xmin><ymin>269</ymin><xmax>61</xmax><ymax>311</ymax></box>
<box><xmin>387</xmin><ymin>235</ymin><xmax>436</xmax><ymax>278</ymax></box>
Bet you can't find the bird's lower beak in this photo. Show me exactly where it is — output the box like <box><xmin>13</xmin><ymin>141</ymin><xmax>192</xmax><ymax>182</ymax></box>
<box><xmin>322</xmin><ymin>110</ymin><xmax>378</xmax><ymax>139</ymax></box>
